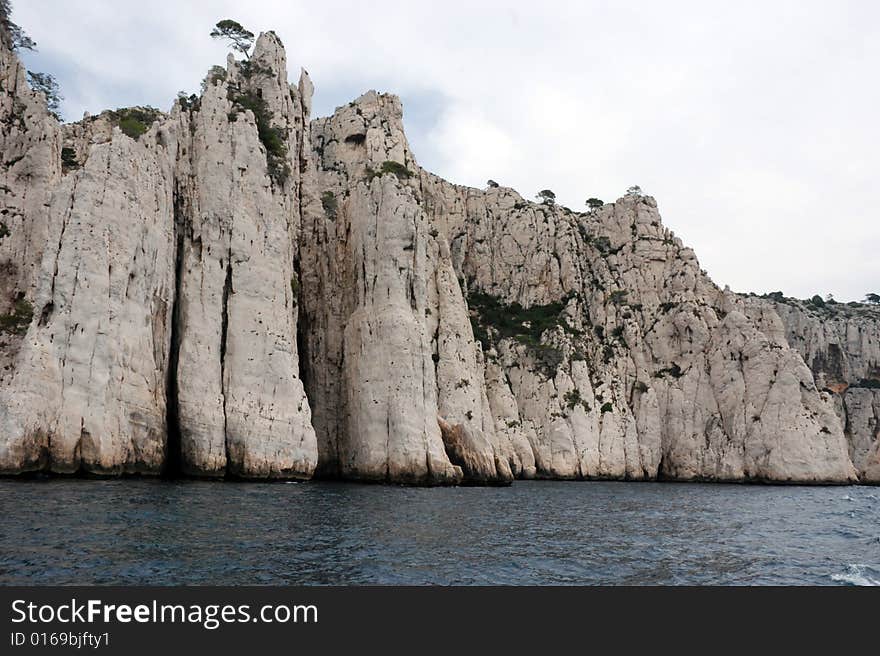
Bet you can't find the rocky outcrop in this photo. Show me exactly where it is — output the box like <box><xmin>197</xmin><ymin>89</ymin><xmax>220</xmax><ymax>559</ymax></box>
<box><xmin>743</xmin><ymin>296</ymin><xmax>880</xmax><ymax>481</ymax></box>
<box><xmin>0</xmin><ymin>30</ymin><xmax>876</xmax><ymax>484</ymax></box>
<box><xmin>0</xmin><ymin>34</ymin><xmax>61</xmax><ymax>375</ymax></box>
<box><xmin>170</xmin><ymin>35</ymin><xmax>316</xmax><ymax>479</ymax></box>
<box><xmin>0</xmin><ymin>33</ymin><xmax>316</xmax><ymax>478</ymax></box>
<box><xmin>410</xmin><ymin>171</ymin><xmax>857</xmax><ymax>484</ymax></box>
<box><xmin>298</xmin><ymin>91</ymin><xmax>510</xmax><ymax>484</ymax></box>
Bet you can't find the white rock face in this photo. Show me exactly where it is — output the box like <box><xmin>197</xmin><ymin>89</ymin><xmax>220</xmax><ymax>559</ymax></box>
<box><xmin>0</xmin><ymin>31</ymin><xmax>178</xmax><ymax>475</ymax></box>
<box><xmin>0</xmin><ymin>31</ymin><xmax>875</xmax><ymax>484</ymax></box>
<box><xmin>0</xmin><ymin>127</ymin><xmax>176</xmax><ymax>473</ymax></box>
<box><xmin>0</xmin><ymin>38</ymin><xmax>61</xmax><ymax>379</ymax></box>
<box><xmin>0</xmin><ymin>33</ymin><xmax>316</xmax><ymax>478</ymax></box>
<box><xmin>746</xmin><ymin>297</ymin><xmax>880</xmax><ymax>481</ymax></box>
<box><xmin>171</xmin><ymin>33</ymin><xmax>317</xmax><ymax>479</ymax></box>
<box><xmin>299</xmin><ymin>92</ymin><xmax>514</xmax><ymax>484</ymax></box>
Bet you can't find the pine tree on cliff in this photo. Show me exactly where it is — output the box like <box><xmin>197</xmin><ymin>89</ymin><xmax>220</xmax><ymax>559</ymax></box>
<box><xmin>210</xmin><ymin>19</ymin><xmax>255</xmax><ymax>59</ymax></box>
<box><xmin>0</xmin><ymin>0</ymin><xmax>35</xmax><ymax>52</ymax></box>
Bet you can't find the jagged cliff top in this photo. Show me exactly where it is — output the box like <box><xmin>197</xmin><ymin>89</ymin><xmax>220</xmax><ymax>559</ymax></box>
<box><xmin>2</xmin><ymin>24</ymin><xmax>878</xmax><ymax>486</ymax></box>
<box><xmin>750</xmin><ymin>292</ymin><xmax>880</xmax><ymax>317</ymax></box>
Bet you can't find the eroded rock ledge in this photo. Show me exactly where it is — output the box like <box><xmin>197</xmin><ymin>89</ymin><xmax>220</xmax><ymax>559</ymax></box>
<box><xmin>1</xmin><ymin>33</ymin><xmax>877</xmax><ymax>484</ymax></box>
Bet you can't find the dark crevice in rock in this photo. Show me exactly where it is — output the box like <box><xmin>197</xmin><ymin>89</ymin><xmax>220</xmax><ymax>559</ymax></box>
<box><xmin>37</xmin><ymin>301</ymin><xmax>53</xmax><ymax>326</ymax></box>
<box><xmin>295</xmin><ymin>261</ymin><xmax>330</xmax><ymax>479</ymax></box>
<box><xmin>220</xmin><ymin>248</ymin><xmax>233</xmax><ymax>477</ymax></box>
<box><xmin>163</xmin><ymin>188</ymin><xmax>186</xmax><ymax>478</ymax></box>
<box><xmin>841</xmin><ymin>392</ymin><xmax>853</xmax><ymax>463</ymax></box>
<box><xmin>438</xmin><ymin>420</ymin><xmax>464</xmax><ymax>472</ymax></box>
<box><xmin>49</xmin><ymin>175</ymin><xmax>78</xmax><ymax>300</ymax></box>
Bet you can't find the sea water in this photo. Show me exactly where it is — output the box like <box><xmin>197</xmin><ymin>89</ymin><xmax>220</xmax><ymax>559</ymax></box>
<box><xmin>1</xmin><ymin>479</ymin><xmax>878</xmax><ymax>585</ymax></box>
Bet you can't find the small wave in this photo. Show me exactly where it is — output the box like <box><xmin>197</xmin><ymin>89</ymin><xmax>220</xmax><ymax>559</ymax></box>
<box><xmin>831</xmin><ymin>564</ymin><xmax>880</xmax><ymax>586</ymax></box>
<box><xmin>842</xmin><ymin>494</ymin><xmax>855</xmax><ymax>502</ymax></box>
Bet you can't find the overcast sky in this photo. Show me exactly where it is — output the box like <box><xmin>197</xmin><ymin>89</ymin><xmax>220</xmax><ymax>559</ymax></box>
<box><xmin>13</xmin><ymin>1</ymin><xmax>879</xmax><ymax>301</ymax></box>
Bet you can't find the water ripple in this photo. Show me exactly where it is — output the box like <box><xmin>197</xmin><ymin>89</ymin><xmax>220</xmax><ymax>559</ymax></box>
<box><xmin>1</xmin><ymin>479</ymin><xmax>878</xmax><ymax>585</ymax></box>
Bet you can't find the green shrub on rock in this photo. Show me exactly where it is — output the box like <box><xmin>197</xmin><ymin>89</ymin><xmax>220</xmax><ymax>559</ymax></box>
<box><xmin>536</xmin><ymin>189</ymin><xmax>556</xmax><ymax>205</ymax></box>
<box><xmin>467</xmin><ymin>290</ymin><xmax>571</xmax><ymax>376</ymax></box>
<box><xmin>201</xmin><ymin>65</ymin><xmax>228</xmax><ymax>93</ymax></box>
<box><xmin>0</xmin><ymin>298</ymin><xmax>34</xmax><ymax>335</ymax></box>
<box><xmin>61</xmin><ymin>146</ymin><xmax>79</xmax><ymax>172</ymax></box>
<box><xmin>107</xmin><ymin>107</ymin><xmax>162</xmax><ymax>141</ymax></box>
<box><xmin>229</xmin><ymin>92</ymin><xmax>290</xmax><ymax>185</ymax></box>
<box><xmin>321</xmin><ymin>191</ymin><xmax>338</xmax><ymax>220</ymax></box>
<box><xmin>380</xmin><ymin>160</ymin><xmax>412</xmax><ymax>179</ymax></box>
<box><xmin>564</xmin><ymin>388</ymin><xmax>590</xmax><ymax>412</ymax></box>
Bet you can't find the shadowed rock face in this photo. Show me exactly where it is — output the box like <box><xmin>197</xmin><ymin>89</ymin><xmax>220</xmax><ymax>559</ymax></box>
<box><xmin>0</xmin><ymin>33</ymin><xmax>875</xmax><ymax>485</ymax></box>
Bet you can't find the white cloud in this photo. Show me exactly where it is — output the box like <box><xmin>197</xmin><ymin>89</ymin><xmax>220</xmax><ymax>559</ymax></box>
<box><xmin>424</xmin><ymin>103</ymin><xmax>522</xmax><ymax>186</ymax></box>
<box><xmin>12</xmin><ymin>0</ymin><xmax>879</xmax><ymax>300</ymax></box>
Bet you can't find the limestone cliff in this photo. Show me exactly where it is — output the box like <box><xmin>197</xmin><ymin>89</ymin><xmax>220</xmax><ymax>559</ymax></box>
<box><xmin>741</xmin><ymin>296</ymin><xmax>880</xmax><ymax>481</ymax></box>
<box><xmin>0</xmin><ymin>32</ymin><xmax>876</xmax><ymax>484</ymax></box>
<box><xmin>0</xmin><ymin>33</ymin><xmax>316</xmax><ymax>478</ymax></box>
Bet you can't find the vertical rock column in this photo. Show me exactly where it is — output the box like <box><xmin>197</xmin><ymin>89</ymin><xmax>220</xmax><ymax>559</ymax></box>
<box><xmin>338</xmin><ymin>178</ymin><xmax>461</xmax><ymax>483</ymax></box>
<box><xmin>172</xmin><ymin>33</ymin><xmax>317</xmax><ymax>479</ymax></box>
<box><xmin>301</xmin><ymin>93</ymin><xmax>463</xmax><ymax>484</ymax></box>
<box><xmin>0</xmin><ymin>35</ymin><xmax>62</xmax><ymax>472</ymax></box>
<box><xmin>1</xmin><ymin>117</ymin><xmax>177</xmax><ymax>474</ymax></box>
<box><xmin>0</xmin><ymin>28</ymin><xmax>177</xmax><ymax>474</ymax></box>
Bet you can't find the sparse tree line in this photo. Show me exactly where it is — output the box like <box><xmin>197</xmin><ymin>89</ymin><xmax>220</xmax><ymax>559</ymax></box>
<box><xmin>6</xmin><ymin>7</ymin><xmax>880</xmax><ymax>310</ymax></box>
<box><xmin>486</xmin><ymin>180</ymin><xmax>644</xmax><ymax>213</ymax></box>
<box><xmin>811</xmin><ymin>293</ymin><xmax>879</xmax><ymax>306</ymax></box>
<box><xmin>772</xmin><ymin>291</ymin><xmax>880</xmax><ymax>307</ymax></box>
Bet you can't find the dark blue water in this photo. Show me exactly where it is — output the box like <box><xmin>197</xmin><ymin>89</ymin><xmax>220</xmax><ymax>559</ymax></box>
<box><xmin>1</xmin><ymin>480</ymin><xmax>878</xmax><ymax>585</ymax></box>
